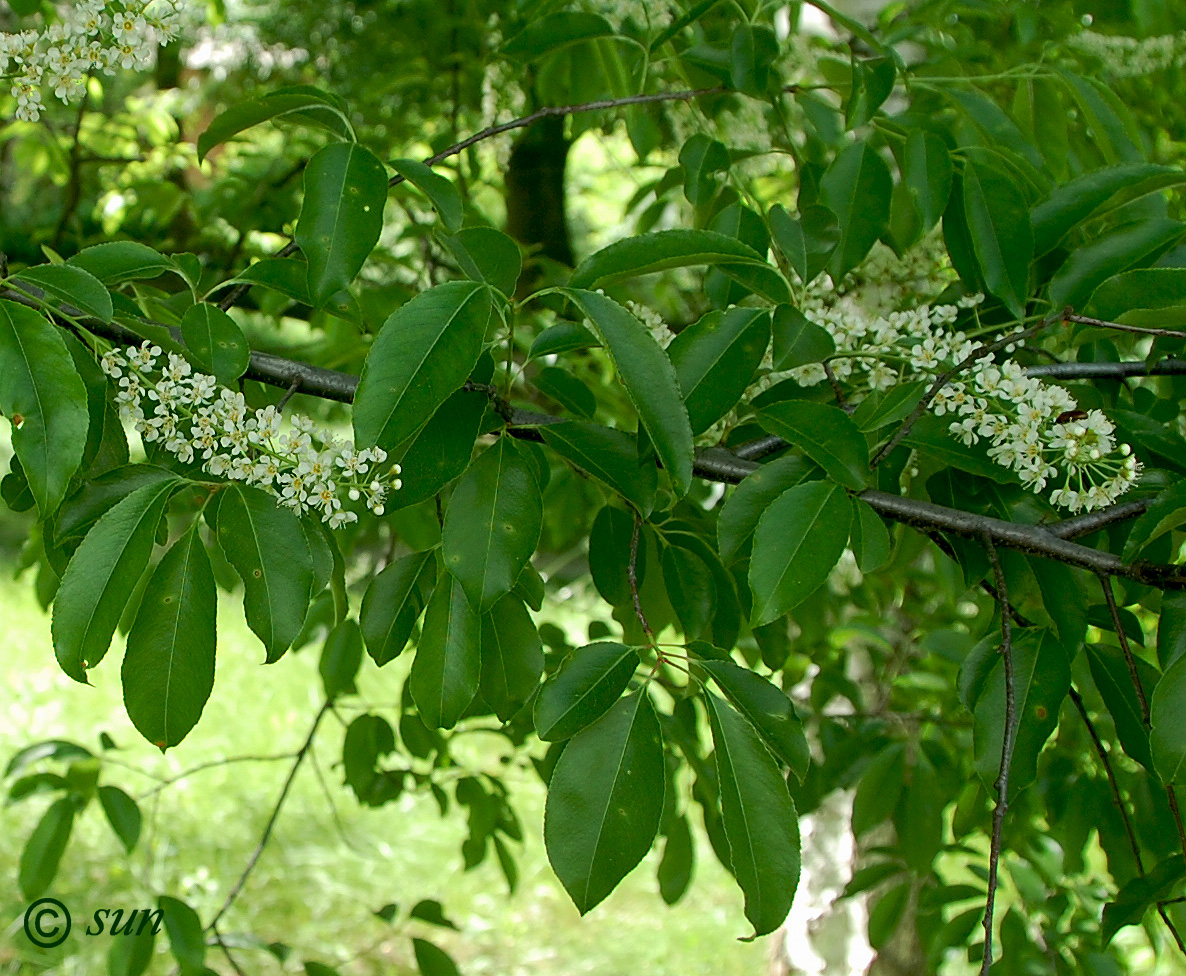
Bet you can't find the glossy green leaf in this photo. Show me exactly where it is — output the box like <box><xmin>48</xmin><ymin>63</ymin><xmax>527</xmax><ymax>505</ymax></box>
<box><xmin>1122</xmin><ymin>481</ymin><xmax>1186</xmax><ymax>561</ymax></box>
<box><xmin>442</xmin><ymin>438</ymin><xmax>542</xmax><ymax>612</ymax></box>
<box><xmin>820</xmin><ymin>139</ymin><xmax>892</xmax><ymax>280</ymax></box>
<box><xmin>1159</xmin><ymin>592</ymin><xmax>1186</xmax><ymax>671</ymax></box>
<box><xmin>12</xmin><ymin>263</ymin><xmax>113</xmax><ymax>322</ymax></box>
<box><xmin>217</xmin><ymin>257</ymin><xmax>312</xmax><ymax>305</ymax></box>
<box><xmin>296</xmin><ymin>142</ymin><xmax>388</xmax><ymax>307</ymax></box>
<box><xmin>718</xmin><ymin>456</ymin><xmax>814</xmax><ymax>563</ymax></box>
<box><xmin>1102</xmin><ymin>854</ymin><xmax>1186</xmax><ymax>946</ymax></box>
<box><xmin>544</xmin><ymin>690</ymin><xmax>665</xmax><ymax>913</ymax></box>
<box><xmin>107</xmin><ymin>921</ymin><xmax>155</xmax><ymax>976</ymax></box>
<box><xmin>98</xmin><ymin>785</ymin><xmax>142</xmax><ymax>853</ymax></box>
<box><xmin>699</xmin><ymin>658</ymin><xmax>809</xmax><ymax>781</ymax></box>
<box><xmin>658</xmin><ymin>813</ymin><xmax>694</xmax><ymax>905</ymax></box>
<box><xmin>412</xmin><ymin>938</ymin><xmax>462</xmax><ymax>976</ymax></box>
<box><xmin>704</xmin><ymin>691</ymin><xmax>800</xmax><ymax>938</ymax></box>
<box><xmin>845</xmin><ymin>57</ymin><xmax>894</xmax><ymax>129</ymax></box>
<box><xmin>528</xmin><ymin>320</ymin><xmax>598</xmax><ymax>360</ymax></box>
<box><xmin>1085</xmin><ymin>643</ymin><xmax>1154</xmax><ymax>771</ymax></box>
<box><xmin>54</xmin><ymin>464</ymin><xmax>179</xmax><ymax>544</ymax></box>
<box><xmin>757</xmin><ymin>400</ymin><xmax>868</xmax><ymax>489</ymax></box>
<box><xmin>570</xmin><ymin>229</ymin><xmax>771</xmax><ymax>290</ymax></box>
<box><xmin>749</xmin><ymin>480</ymin><xmax>852</xmax><ymax>626</ymax></box>
<box><xmin>360</xmin><ymin>548</ymin><xmax>436</xmax><ymax>665</ymax></box>
<box><xmin>319</xmin><ymin>618</ymin><xmax>364</xmax><ymax>701</ymax></box>
<box><xmin>0</xmin><ymin>300</ymin><xmax>89</xmax><ymax>516</ymax></box>
<box><xmin>852</xmin><ymin>382</ymin><xmax>927</xmax><ymax>433</ymax></box>
<box><xmin>730</xmin><ymin>24</ymin><xmax>779</xmax><ymax>96</ymax></box>
<box><xmin>962</xmin><ymin>160</ymin><xmax>1033</xmax><ymax>319</ymax></box>
<box><xmin>852</xmin><ymin>743</ymin><xmax>905</xmax><ymax>835</ymax></box>
<box><xmin>587</xmin><ymin>505</ymin><xmax>643</xmax><ymax>608</ymax></box>
<box><xmin>851</xmin><ymin>498</ymin><xmax>891</xmax><ymax>572</ymax></box>
<box><xmin>392</xmin><ymin>158</ymin><xmax>462</xmax><ymax>232</ymax></box>
<box><xmin>388</xmin><ymin>387</ymin><xmax>486</xmax><ymax>511</ymax></box>
<box><xmin>480</xmin><ymin>594</ymin><xmax>544</xmax><ymax>722</ymax></box>
<box><xmin>678</xmin><ymin>134</ymin><xmax>730</xmax><ymax>207</ymax></box>
<box><xmin>52</xmin><ymin>478</ymin><xmax>179</xmax><ymax>682</ymax></box>
<box><xmin>5</xmin><ymin>739</ymin><xmax>93</xmax><ymax>778</ymax></box>
<box><xmin>342</xmin><ymin>713</ymin><xmax>396</xmax><ymax>804</ymax></box>
<box><xmin>122</xmin><ymin>525</ymin><xmax>216</xmax><ymax>750</ymax></box>
<box><xmin>1055</xmin><ymin>68</ymin><xmax>1143</xmax><ymax>165</ymax></box>
<box><xmin>668</xmin><ymin>307</ymin><xmax>769</xmax><ymax>435</ymax></box>
<box><xmin>533</xmin><ymin>366</ymin><xmax>596</xmax><ymax>419</ymax></box>
<box><xmin>973</xmin><ymin>630</ymin><xmax>1070</xmax><ymax>800</ymax></box>
<box><xmin>1048</xmin><ymin>218</ymin><xmax>1185</xmax><ymax>311</ymax></box>
<box><xmin>769</xmin><ymin>204</ymin><xmax>839</xmax><ymax>285</ymax></box>
<box><xmin>159</xmin><ymin>895</ymin><xmax>208</xmax><ymax>972</ymax></box>
<box><xmin>410</xmin><ymin>576</ymin><xmax>481</xmax><ymax>729</ymax></box>
<box><xmin>67</xmin><ymin>242</ymin><xmax>172</xmax><ymax>284</ymax></box>
<box><xmin>197</xmin><ymin>87</ymin><xmax>352</xmax><ymax>161</ymax></box>
<box><xmin>771</xmin><ymin>304</ymin><xmax>834</xmax><ymax>370</ymax></box>
<box><xmin>661</xmin><ymin>543</ymin><xmax>715</xmax><ymax>640</ymax></box>
<box><xmin>19</xmin><ymin>796</ymin><xmax>75</xmax><ymax>899</ymax></box>
<box><xmin>868</xmin><ymin>882</ymin><xmax>911</xmax><ymax>950</ymax></box>
<box><xmin>180</xmin><ymin>302</ymin><xmax>250</xmax><ymax>385</ymax></box>
<box><xmin>540</xmin><ymin>420</ymin><xmax>656</xmax><ymax>516</ymax></box>
<box><xmin>563</xmin><ymin>289</ymin><xmax>693</xmax><ymax>495</ymax></box>
<box><xmin>901</xmin><ymin>129</ymin><xmax>952</xmax><ymax>231</ymax></box>
<box><xmin>1027</xmin><ymin>556</ymin><xmax>1086</xmax><ymax>652</ymax></box>
<box><xmin>1031</xmin><ymin>163</ymin><xmax>1186</xmax><ymax>256</ymax></box>
<box><xmin>535</xmin><ymin>642</ymin><xmax>638</xmax><ymax>742</ymax></box>
<box><xmin>215</xmin><ymin>485</ymin><xmax>314</xmax><ymax>662</ymax></box>
<box><xmin>1152</xmin><ymin>656</ymin><xmax>1186</xmax><ymax>785</ymax></box>
<box><xmin>438</xmin><ymin>227</ymin><xmax>522</xmax><ymax>296</ymax></box>
<box><xmin>903</xmin><ymin>413</ymin><xmax>1016</xmax><ymax>483</ymax></box>
<box><xmin>353</xmin><ymin>281</ymin><xmax>491</xmax><ymax>451</ymax></box>
<box><xmin>502</xmin><ymin>11</ymin><xmax>614</xmax><ymax>59</ymax></box>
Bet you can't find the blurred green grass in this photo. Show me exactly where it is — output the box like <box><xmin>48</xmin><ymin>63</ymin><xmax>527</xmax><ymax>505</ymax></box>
<box><xmin>0</xmin><ymin>567</ymin><xmax>768</xmax><ymax>975</ymax></box>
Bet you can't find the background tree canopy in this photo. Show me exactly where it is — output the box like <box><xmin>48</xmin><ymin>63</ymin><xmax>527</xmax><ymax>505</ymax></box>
<box><xmin>6</xmin><ymin>0</ymin><xmax>1186</xmax><ymax>973</ymax></box>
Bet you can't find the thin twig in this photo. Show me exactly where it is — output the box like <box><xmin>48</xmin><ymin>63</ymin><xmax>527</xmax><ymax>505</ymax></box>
<box><xmin>628</xmin><ymin>512</ymin><xmax>654</xmax><ymax>644</ymax></box>
<box><xmin>822</xmin><ymin>361</ymin><xmax>851</xmax><ymax>412</ymax></box>
<box><xmin>276</xmin><ymin>375</ymin><xmax>303</xmax><ymax>410</ymax></box>
<box><xmin>208</xmin><ymin>702</ymin><xmax>331</xmax><ymax>929</ymax></box>
<box><xmin>922</xmin><ymin>530</ymin><xmax>1032</xmax><ymax>626</ymax></box>
<box><xmin>1098</xmin><ymin>573</ymin><xmax>1151</xmax><ymax>726</ymax></box>
<box><xmin>1065</xmin><ymin>311</ymin><xmax>1186</xmax><ymax>340</ymax></box>
<box><xmin>135</xmin><ymin>751</ymin><xmax>298</xmax><ymax>800</ymax></box>
<box><xmin>211</xmin><ymin>922</ymin><xmax>249</xmax><ymax>976</ymax></box>
<box><xmin>980</xmin><ymin>534</ymin><xmax>1017</xmax><ymax>976</ymax></box>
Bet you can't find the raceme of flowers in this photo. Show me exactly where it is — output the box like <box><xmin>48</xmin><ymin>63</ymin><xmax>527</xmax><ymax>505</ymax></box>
<box><xmin>780</xmin><ymin>297</ymin><xmax>1141</xmax><ymax>514</ymax></box>
<box><xmin>0</xmin><ymin>0</ymin><xmax>186</xmax><ymax>122</ymax></box>
<box><xmin>99</xmin><ymin>342</ymin><xmax>402</xmax><ymax>527</ymax></box>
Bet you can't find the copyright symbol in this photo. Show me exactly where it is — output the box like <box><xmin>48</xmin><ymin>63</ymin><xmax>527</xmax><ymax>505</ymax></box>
<box><xmin>23</xmin><ymin>898</ymin><xmax>71</xmax><ymax>948</ymax></box>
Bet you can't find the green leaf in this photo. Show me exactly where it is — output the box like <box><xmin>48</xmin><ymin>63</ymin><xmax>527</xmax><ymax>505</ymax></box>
<box><xmin>1123</xmin><ymin>481</ymin><xmax>1186</xmax><ymax>561</ymax></box>
<box><xmin>438</xmin><ymin>227</ymin><xmax>522</xmax><ymax>296</ymax></box>
<box><xmin>730</xmin><ymin>24</ymin><xmax>779</xmax><ymax>96</ymax></box>
<box><xmin>342</xmin><ymin>714</ymin><xmax>396</xmax><ymax>805</ymax></box>
<box><xmin>668</xmin><ymin>307</ymin><xmax>769</xmax><ymax>435</ymax></box>
<box><xmin>215</xmin><ymin>485</ymin><xmax>314</xmax><ymax>663</ymax></box>
<box><xmin>820</xmin><ymin>139</ymin><xmax>892</xmax><ymax>280</ymax></box>
<box><xmin>544</xmin><ymin>690</ymin><xmax>665</xmax><ymax>914</ymax></box>
<box><xmin>1160</xmin><ymin>592</ymin><xmax>1186</xmax><ymax>671</ymax></box>
<box><xmin>1055</xmin><ymin>68</ymin><xmax>1143</xmax><ymax>166</ymax></box>
<box><xmin>360</xmin><ymin>549</ymin><xmax>436</xmax><ymax>666</ymax></box>
<box><xmin>159</xmin><ymin>895</ymin><xmax>208</xmax><ymax>972</ymax></box>
<box><xmin>217</xmin><ymin>257</ymin><xmax>312</xmax><ymax>306</ymax></box>
<box><xmin>750</xmin><ymin>481</ymin><xmax>852</xmax><ymax>627</ymax></box>
<box><xmin>442</xmin><ymin>438</ymin><xmax>543</xmax><ymax>612</ymax></box>
<box><xmin>564</xmin><ymin>289</ymin><xmax>694</xmax><ymax>495</ymax></box>
<box><xmin>1102</xmin><ymin>855</ymin><xmax>1186</xmax><ymax>946</ymax></box>
<box><xmin>319</xmin><ymin>618</ymin><xmax>364</xmax><ymax>701</ymax></box>
<box><xmin>678</xmin><ymin>134</ymin><xmax>730</xmax><ymax>207</ymax></box>
<box><xmin>197</xmin><ymin>87</ymin><xmax>353</xmax><ymax>161</ymax></box>
<box><xmin>98</xmin><ymin>785</ymin><xmax>142</xmax><ymax>853</ymax></box>
<box><xmin>851</xmin><ymin>382</ymin><xmax>927</xmax><ymax>433</ymax></box>
<box><xmin>412</xmin><ymin>939</ymin><xmax>462</xmax><ymax>976</ymax></box>
<box><xmin>698</xmin><ymin>659</ymin><xmax>810</xmax><ymax>781</ymax></box>
<box><xmin>718</xmin><ymin>456</ymin><xmax>815</xmax><ymax>563</ymax></box>
<box><xmin>658</xmin><ymin>814</ymin><xmax>695</xmax><ymax>905</ymax></box>
<box><xmin>502</xmin><ymin>11</ymin><xmax>615</xmax><ymax>59</ymax></box>
<box><xmin>769</xmin><ymin>204</ymin><xmax>839</xmax><ymax>285</ymax></box>
<box><xmin>868</xmin><ymin>882</ymin><xmax>911</xmax><ymax>950</ymax></box>
<box><xmin>410</xmin><ymin>576</ymin><xmax>481</xmax><ymax>729</ymax></box>
<box><xmin>353</xmin><ymin>281</ymin><xmax>491</xmax><ymax>451</ymax></box>
<box><xmin>771</xmin><ymin>304</ymin><xmax>834</xmax><ymax>370</ymax></box>
<box><xmin>570</xmin><ymin>229</ymin><xmax>772</xmax><ymax>290</ymax></box>
<box><xmin>852</xmin><ymin>743</ymin><xmax>906</xmax><ymax>835</ymax></box>
<box><xmin>1085</xmin><ymin>643</ymin><xmax>1155</xmax><ymax>771</ymax></box>
<box><xmin>480</xmin><ymin>594</ymin><xmax>544</xmax><ymax>722</ymax></box>
<box><xmin>851</xmin><ymin>498</ymin><xmax>891</xmax><ymax>573</ymax></box>
<box><xmin>19</xmin><ymin>796</ymin><xmax>76</xmax><ymax>899</ymax></box>
<box><xmin>1032</xmin><ymin>163</ymin><xmax>1186</xmax><ymax>257</ymax></box>
<box><xmin>392</xmin><ymin>158</ymin><xmax>462</xmax><ymax>232</ymax></box>
<box><xmin>52</xmin><ymin>478</ymin><xmax>179</xmax><ymax>682</ymax></box>
<box><xmin>180</xmin><ymin>302</ymin><xmax>251</xmax><ymax>385</ymax></box>
<box><xmin>588</xmin><ymin>505</ymin><xmax>641</xmax><ymax>607</ymax></box>
<box><xmin>901</xmin><ymin>129</ymin><xmax>953</xmax><ymax>231</ymax></box>
<box><xmin>973</xmin><ymin>630</ymin><xmax>1070</xmax><ymax>800</ymax></box>
<box><xmin>540</xmin><ymin>421</ymin><xmax>656</xmax><ymax>516</ymax></box>
<box><xmin>54</xmin><ymin>464</ymin><xmax>178</xmax><ymax>544</ymax></box>
<box><xmin>122</xmin><ymin>525</ymin><xmax>217</xmax><ymax>750</ymax></box>
<box><xmin>67</xmin><ymin>242</ymin><xmax>173</xmax><ymax>284</ymax></box>
<box><xmin>845</xmin><ymin>57</ymin><xmax>895</xmax><ymax>129</ymax></box>
<box><xmin>757</xmin><ymin>400</ymin><xmax>869</xmax><ymax>489</ymax></box>
<box><xmin>12</xmin><ymin>263</ymin><xmax>113</xmax><ymax>322</ymax></box>
<box><xmin>1047</xmin><ymin>218</ymin><xmax>1185</xmax><ymax>311</ymax></box>
<box><xmin>535</xmin><ymin>642</ymin><xmax>638</xmax><ymax>741</ymax></box>
<box><xmin>962</xmin><ymin>160</ymin><xmax>1033</xmax><ymax>319</ymax></box>
<box><xmin>296</xmin><ymin>142</ymin><xmax>388</xmax><ymax>307</ymax></box>
<box><xmin>704</xmin><ymin>691</ymin><xmax>800</xmax><ymax>938</ymax></box>
<box><xmin>0</xmin><ymin>300</ymin><xmax>89</xmax><ymax>515</ymax></box>
<box><xmin>903</xmin><ymin>413</ymin><xmax>1016</xmax><ymax>483</ymax></box>
<box><xmin>388</xmin><ymin>387</ymin><xmax>486</xmax><ymax>511</ymax></box>
<box><xmin>533</xmin><ymin>366</ymin><xmax>596</xmax><ymax>419</ymax></box>
<box><xmin>107</xmin><ymin>920</ymin><xmax>155</xmax><ymax>976</ymax></box>
<box><xmin>1152</xmin><ymin>656</ymin><xmax>1186</xmax><ymax>785</ymax></box>
<box><xmin>528</xmin><ymin>320</ymin><xmax>598</xmax><ymax>360</ymax></box>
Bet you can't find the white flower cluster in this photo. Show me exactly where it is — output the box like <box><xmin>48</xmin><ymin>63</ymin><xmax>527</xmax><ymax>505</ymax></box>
<box><xmin>782</xmin><ymin>297</ymin><xmax>1142</xmax><ymax>513</ymax></box>
<box><xmin>1</xmin><ymin>0</ymin><xmax>186</xmax><ymax>121</ymax></box>
<box><xmin>1069</xmin><ymin>29</ymin><xmax>1186</xmax><ymax>78</ymax></box>
<box><xmin>99</xmin><ymin>342</ymin><xmax>402</xmax><ymax>528</ymax></box>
